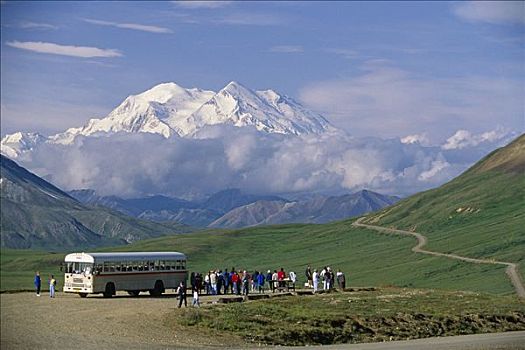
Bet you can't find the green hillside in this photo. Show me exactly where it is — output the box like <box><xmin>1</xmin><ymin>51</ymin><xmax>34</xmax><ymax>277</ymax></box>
<box><xmin>1</xmin><ymin>220</ymin><xmax>511</xmax><ymax>295</ymax></box>
<box><xmin>363</xmin><ymin>134</ymin><xmax>525</xmax><ymax>279</ymax></box>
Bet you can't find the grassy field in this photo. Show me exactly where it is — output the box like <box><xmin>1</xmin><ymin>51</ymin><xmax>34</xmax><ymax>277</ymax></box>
<box><xmin>172</xmin><ymin>287</ymin><xmax>525</xmax><ymax>345</ymax></box>
<box><xmin>0</xmin><ymin>220</ymin><xmax>514</xmax><ymax>295</ymax></box>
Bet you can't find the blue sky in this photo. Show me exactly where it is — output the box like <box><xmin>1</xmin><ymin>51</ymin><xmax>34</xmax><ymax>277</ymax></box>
<box><xmin>1</xmin><ymin>1</ymin><xmax>524</xmax><ymax>141</ymax></box>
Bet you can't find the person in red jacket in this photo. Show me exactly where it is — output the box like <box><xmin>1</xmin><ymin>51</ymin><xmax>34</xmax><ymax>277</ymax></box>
<box><xmin>277</xmin><ymin>267</ymin><xmax>286</xmax><ymax>288</ymax></box>
<box><xmin>231</xmin><ymin>270</ymin><xmax>240</xmax><ymax>295</ymax></box>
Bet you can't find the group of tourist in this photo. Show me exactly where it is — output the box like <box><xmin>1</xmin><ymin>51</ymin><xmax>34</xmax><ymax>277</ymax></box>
<box><xmin>189</xmin><ymin>267</ymin><xmax>297</xmax><ymax>297</ymax></box>
<box><xmin>33</xmin><ymin>263</ymin><xmax>347</xmax><ymax>306</ymax></box>
<box><xmin>304</xmin><ymin>264</ymin><xmax>346</xmax><ymax>292</ymax></box>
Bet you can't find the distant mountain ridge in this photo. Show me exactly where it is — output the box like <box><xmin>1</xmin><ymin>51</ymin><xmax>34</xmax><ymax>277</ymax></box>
<box><xmin>209</xmin><ymin>190</ymin><xmax>399</xmax><ymax>228</ymax></box>
<box><xmin>69</xmin><ymin>187</ymin><xmax>398</xmax><ymax>228</ymax></box>
<box><xmin>0</xmin><ymin>155</ymin><xmax>187</xmax><ymax>249</ymax></box>
<box><xmin>1</xmin><ymin>81</ymin><xmax>334</xmax><ymax>158</ymax></box>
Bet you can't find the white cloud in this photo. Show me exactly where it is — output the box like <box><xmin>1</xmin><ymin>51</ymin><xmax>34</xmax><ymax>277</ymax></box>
<box><xmin>453</xmin><ymin>1</ymin><xmax>525</xmax><ymax>25</ymax></box>
<box><xmin>19</xmin><ymin>21</ymin><xmax>58</xmax><ymax>30</ymax></box>
<box><xmin>83</xmin><ymin>18</ymin><xmax>173</xmax><ymax>34</ymax></box>
<box><xmin>418</xmin><ymin>158</ymin><xmax>450</xmax><ymax>181</ymax></box>
<box><xmin>401</xmin><ymin>133</ymin><xmax>431</xmax><ymax>146</ymax></box>
<box><xmin>173</xmin><ymin>1</ymin><xmax>232</xmax><ymax>9</ymax></box>
<box><xmin>14</xmin><ymin>126</ymin><xmax>515</xmax><ymax>199</ymax></box>
<box><xmin>299</xmin><ymin>63</ymin><xmax>524</xmax><ymax>141</ymax></box>
<box><xmin>269</xmin><ymin>45</ymin><xmax>304</xmax><ymax>53</ymax></box>
<box><xmin>6</xmin><ymin>41</ymin><xmax>122</xmax><ymax>58</ymax></box>
<box><xmin>441</xmin><ymin>127</ymin><xmax>514</xmax><ymax>150</ymax></box>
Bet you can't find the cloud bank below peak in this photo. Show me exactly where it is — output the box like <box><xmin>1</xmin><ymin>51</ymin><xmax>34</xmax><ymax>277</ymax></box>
<box><xmin>14</xmin><ymin>126</ymin><xmax>517</xmax><ymax>199</ymax></box>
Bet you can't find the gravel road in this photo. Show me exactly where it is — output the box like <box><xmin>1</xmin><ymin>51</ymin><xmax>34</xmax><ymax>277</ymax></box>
<box><xmin>1</xmin><ymin>291</ymin><xmax>245</xmax><ymax>350</ymax></box>
<box><xmin>2</xmin><ymin>291</ymin><xmax>524</xmax><ymax>350</ymax></box>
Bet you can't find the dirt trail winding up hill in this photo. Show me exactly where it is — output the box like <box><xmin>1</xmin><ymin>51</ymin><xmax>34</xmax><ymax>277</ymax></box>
<box><xmin>353</xmin><ymin>217</ymin><xmax>525</xmax><ymax>298</ymax></box>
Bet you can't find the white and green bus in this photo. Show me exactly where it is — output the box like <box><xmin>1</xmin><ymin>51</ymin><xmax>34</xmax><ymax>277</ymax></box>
<box><xmin>63</xmin><ymin>252</ymin><xmax>187</xmax><ymax>298</ymax></box>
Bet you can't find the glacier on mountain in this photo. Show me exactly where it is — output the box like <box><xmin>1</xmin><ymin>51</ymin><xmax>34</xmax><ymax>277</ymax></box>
<box><xmin>1</xmin><ymin>81</ymin><xmax>333</xmax><ymax>158</ymax></box>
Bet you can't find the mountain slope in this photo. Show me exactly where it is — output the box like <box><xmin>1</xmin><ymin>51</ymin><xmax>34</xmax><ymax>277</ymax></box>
<box><xmin>0</xmin><ymin>155</ymin><xmax>186</xmax><ymax>249</ymax></box>
<box><xmin>201</xmin><ymin>188</ymin><xmax>286</xmax><ymax>215</ymax></box>
<box><xmin>209</xmin><ymin>190</ymin><xmax>399</xmax><ymax>228</ymax></box>
<box><xmin>363</xmin><ymin>134</ymin><xmax>525</xmax><ymax>278</ymax></box>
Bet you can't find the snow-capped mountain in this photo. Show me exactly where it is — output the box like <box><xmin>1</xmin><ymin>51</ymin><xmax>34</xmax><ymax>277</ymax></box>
<box><xmin>178</xmin><ymin>81</ymin><xmax>331</xmax><ymax>136</ymax></box>
<box><xmin>1</xmin><ymin>81</ymin><xmax>334</xmax><ymax>157</ymax></box>
<box><xmin>0</xmin><ymin>132</ymin><xmax>46</xmax><ymax>158</ymax></box>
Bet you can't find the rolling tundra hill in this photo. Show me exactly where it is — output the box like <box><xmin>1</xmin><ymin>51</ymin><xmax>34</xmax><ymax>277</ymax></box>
<box><xmin>0</xmin><ymin>155</ymin><xmax>187</xmax><ymax>249</ymax></box>
<box><xmin>363</xmin><ymin>134</ymin><xmax>525</xmax><ymax>278</ymax></box>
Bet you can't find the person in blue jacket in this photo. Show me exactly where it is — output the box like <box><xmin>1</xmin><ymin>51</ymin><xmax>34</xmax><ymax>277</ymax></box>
<box><xmin>257</xmin><ymin>271</ymin><xmax>265</xmax><ymax>293</ymax></box>
<box><xmin>34</xmin><ymin>271</ymin><xmax>41</xmax><ymax>296</ymax></box>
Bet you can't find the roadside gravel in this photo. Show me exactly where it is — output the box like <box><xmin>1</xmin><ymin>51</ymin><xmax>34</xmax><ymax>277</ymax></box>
<box><xmin>1</xmin><ymin>291</ymin><xmax>247</xmax><ymax>350</ymax></box>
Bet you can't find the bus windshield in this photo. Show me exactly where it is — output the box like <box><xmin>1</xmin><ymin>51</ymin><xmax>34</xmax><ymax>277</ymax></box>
<box><xmin>66</xmin><ymin>262</ymin><xmax>93</xmax><ymax>275</ymax></box>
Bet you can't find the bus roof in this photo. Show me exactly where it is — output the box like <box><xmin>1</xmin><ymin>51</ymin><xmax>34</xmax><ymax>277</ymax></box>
<box><xmin>64</xmin><ymin>252</ymin><xmax>186</xmax><ymax>263</ymax></box>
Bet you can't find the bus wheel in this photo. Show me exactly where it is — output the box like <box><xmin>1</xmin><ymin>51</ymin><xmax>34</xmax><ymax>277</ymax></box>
<box><xmin>79</xmin><ymin>293</ymin><xmax>88</xmax><ymax>298</ymax></box>
<box><xmin>150</xmin><ymin>280</ymin><xmax>164</xmax><ymax>297</ymax></box>
<box><xmin>128</xmin><ymin>290</ymin><xmax>140</xmax><ymax>297</ymax></box>
<box><xmin>104</xmin><ymin>282</ymin><xmax>115</xmax><ymax>298</ymax></box>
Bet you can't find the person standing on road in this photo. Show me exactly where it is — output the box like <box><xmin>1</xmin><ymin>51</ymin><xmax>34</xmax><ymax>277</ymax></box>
<box><xmin>272</xmin><ymin>270</ymin><xmax>278</xmax><ymax>292</ymax></box>
<box><xmin>242</xmin><ymin>270</ymin><xmax>250</xmax><ymax>296</ymax></box>
<box><xmin>192</xmin><ymin>287</ymin><xmax>200</xmax><ymax>308</ymax></box>
<box><xmin>277</xmin><ymin>268</ymin><xmax>286</xmax><ymax>288</ymax></box>
<box><xmin>177</xmin><ymin>282</ymin><xmax>187</xmax><ymax>308</ymax></box>
<box><xmin>289</xmin><ymin>271</ymin><xmax>297</xmax><ymax>289</ymax></box>
<box><xmin>210</xmin><ymin>270</ymin><xmax>217</xmax><ymax>295</ymax></box>
<box><xmin>223</xmin><ymin>269</ymin><xmax>229</xmax><ymax>294</ymax></box>
<box><xmin>305</xmin><ymin>265</ymin><xmax>313</xmax><ymax>288</ymax></box>
<box><xmin>49</xmin><ymin>275</ymin><xmax>56</xmax><ymax>298</ymax></box>
<box><xmin>313</xmin><ymin>269</ymin><xmax>319</xmax><ymax>293</ymax></box>
<box><xmin>257</xmin><ymin>271</ymin><xmax>265</xmax><ymax>293</ymax></box>
<box><xmin>34</xmin><ymin>271</ymin><xmax>41</xmax><ymax>296</ymax></box>
<box><xmin>321</xmin><ymin>266</ymin><xmax>327</xmax><ymax>290</ymax></box>
<box><xmin>337</xmin><ymin>269</ymin><xmax>346</xmax><ymax>289</ymax></box>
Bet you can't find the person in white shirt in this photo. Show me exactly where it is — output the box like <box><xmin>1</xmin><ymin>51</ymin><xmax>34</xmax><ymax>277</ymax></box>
<box><xmin>210</xmin><ymin>270</ymin><xmax>217</xmax><ymax>295</ymax></box>
<box><xmin>192</xmin><ymin>288</ymin><xmax>200</xmax><ymax>307</ymax></box>
<box><xmin>313</xmin><ymin>269</ymin><xmax>319</xmax><ymax>293</ymax></box>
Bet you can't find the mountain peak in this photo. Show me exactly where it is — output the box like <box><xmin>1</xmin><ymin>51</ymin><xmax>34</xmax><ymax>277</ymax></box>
<box><xmin>4</xmin><ymin>80</ymin><xmax>336</xmax><ymax>150</ymax></box>
<box><xmin>1</xmin><ymin>132</ymin><xmax>46</xmax><ymax>158</ymax></box>
<box><xmin>219</xmin><ymin>81</ymin><xmax>255</xmax><ymax>97</ymax></box>
<box><xmin>136</xmin><ymin>82</ymin><xmax>197</xmax><ymax>104</ymax></box>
